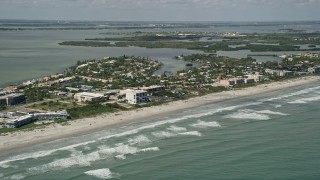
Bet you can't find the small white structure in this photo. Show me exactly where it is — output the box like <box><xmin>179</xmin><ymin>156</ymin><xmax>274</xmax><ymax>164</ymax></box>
<box><xmin>74</xmin><ymin>92</ymin><xmax>104</xmax><ymax>103</ymax></box>
<box><xmin>121</xmin><ymin>89</ymin><xmax>148</xmax><ymax>104</ymax></box>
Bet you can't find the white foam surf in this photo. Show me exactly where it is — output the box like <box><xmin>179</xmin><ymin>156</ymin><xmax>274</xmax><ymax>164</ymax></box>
<box><xmin>190</xmin><ymin>120</ymin><xmax>221</xmax><ymax>128</ymax></box>
<box><xmin>288</xmin><ymin>96</ymin><xmax>320</xmax><ymax>104</ymax></box>
<box><xmin>27</xmin><ymin>150</ymin><xmax>102</xmax><ymax>174</ymax></box>
<box><xmin>99</xmin><ymin>144</ymin><xmax>160</xmax><ymax>160</ymax></box>
<box><xmin>152</xmin><ymin>129</ymin><xmax>203</xmax><ymax>138</ymax></box>
<box><xmin>152</xmin><ymin>131</ymin><xmax>176</xmax><ymax>138</ymax></box>
<box><xmin>83</xmin><ymin>146</ymin><xmax>92</xmax><ymax>151</ymax></box>
<box><xmin>27</xmin><ymin>142</ymin><xmax>161</xmax><ymax>176</ymax></box>
<box><xmin>273</xmin><ymin>104</ymin><xmax>282</xmax><ymax>108</ymax></box>
<box><xmin>224</xmin><ymin>110</ymin><xmax>270</xmax><ymax>120</ymax></box>
<box><xmin>2</xmin><ymin>101</ymin><xmax>261</xmax><ymax>169</ymax></box>
<box><xmin>265</xmin><ymin>86</ymin><xmax>320</xmax><ymax>101</ymax></box>
<box><xmin>98</xmin><ymin>144</ymin><xmax>139</xmax><ymax>156</ymax></box>
<box><xmin>167</xmin><ymin>125</ymin><xmax>187</xmax><ymax>133</ymax></box>
<box><xmin>139</xmin><ymin>147</ymin><xmax>160</xmax><ymax>152</ymax></box>
<box><xmin>0</xmin><ymin>163</ymin><xmax>10</xmax><ymax>169</ymax></box>
<box><xmin>128</xmin><ymin>135</ymin><xmax>151</xmax><ymax>145</ymax></box>
<box><xmin>113</xmin><ymin>147</ymin><xmax>159</xmax><ymax>159</ymax></box>
<box><xmin>115</xmin><ymin>154</ymin><xmax>126</xmax><ymax>160</ymax></box>
<box><xmin>28</xmin><ymin>153</ymin><xmax>98</xmax><ymax>173</ymax></box>
<box><xmin>256</xmin><ymin>110</ymin><xmax>287</xmax><ymax>116</ymax></box>
<box><xmin>224</xmin><ymin>108</ymin><xmax>288</xmax><ymax>120</ymax></box>
<box><xmin>84</xmin><ymin>168</ymin><xmax>115</xmax><ymax>179</ymax></box>
<box><xmin>0</xmin><ymin>99</ymin><xmax>262</xmax><ymax>171</ymax></box>
<box><xmin>97</xmin><ymin>102</ymin><xmax>261</xmax><ymax>141</ymax></box>
<box><xmin>288</xmin><ymin>100</ymin><xmax>307</xmax><ymax>104</ymax></box>
<box><xmin>178</xmin><ymin>131</ymin><xmax>202</xmax><ymax>137</ymax></box>
<box><xmin>0</xmin><ymin>140</ymin><xmax>96</xmax><ymax>168</ymax></box>
<box><xmin>5</xmin><ymin>174</ymin><xmax>25</xmax><ymax>180</ymax></box>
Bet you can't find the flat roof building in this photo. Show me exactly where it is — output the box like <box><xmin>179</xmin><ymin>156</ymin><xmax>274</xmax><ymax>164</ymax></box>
<box><xmin>140</xmin><ymin>85</ymin><xmax>165</xmax><ymax>94</ymax></box>
<box><xmin>4</xmin><ymin>114</ymin><xmax>35</xmax><ymax>128</ymax></box>
<box><xmin>220</xmin><ymin>78</ymin><xmax>255</xmax><ymax>86</ymax></box>
<box><xmin>0</xmin><ymin>93</ymin><xmax>26</xmax><ymax>106</ymax></box>
<box><xmin>34</xmin><ymin>111</ymin><xmax>69</xmax><ymax>121</ymax></box>
<box><xmin>74</xmin><ymin>92</ymin><xmax>104</xmax><ymax>103</ymax></box>
<box><xmin>121</xmin><ymin>89</ymin><xmax>148</xmax><ymax>104</ymax></box>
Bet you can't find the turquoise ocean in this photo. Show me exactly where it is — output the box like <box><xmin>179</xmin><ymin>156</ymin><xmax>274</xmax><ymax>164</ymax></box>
<box><xmin>0</xmin><ymin>83</ymin><xmax>320</xmax><ymax>179</ymax></box>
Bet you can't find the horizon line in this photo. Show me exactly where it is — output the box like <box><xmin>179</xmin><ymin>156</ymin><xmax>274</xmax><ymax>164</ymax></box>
<box><xmin>1</xmin><ymin>18</ymin><xmax>320</xmax><ymax>23</ymax></box>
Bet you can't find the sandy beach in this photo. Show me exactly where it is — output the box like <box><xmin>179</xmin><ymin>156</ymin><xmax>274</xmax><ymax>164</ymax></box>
<box><xmin>1</xmin><ymin>76</ymin><xmax>319</xmax><ymax>154</ymax></box>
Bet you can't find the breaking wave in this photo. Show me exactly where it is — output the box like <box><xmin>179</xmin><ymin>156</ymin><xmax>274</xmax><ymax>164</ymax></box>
<box><xmin>265</xmin><ymin>86</ymin><xmax>320</xmax><ymax>101</ymax></box>
<box><xmin>288</xmin><ymin>96</ymin><xmax>320</xmax><ymax>104</ymax></box>
<box><xmin>4</xmin><ymin>174</ymin><xmax>25</xmax><ymax>180</ymax></box>
<box><xmin>97</xmin><ymin>102</ymin><xmax>261</xmax><ymax>141</ymax></box>
<box><xmin>28</xmin><ymin>151</ymin><xmax>100</xmax><ymax>174</ymax></box>
<box><xmin>128</xmin><ymin>135</ymin><xmax>151</xmax><ymax>145</ymax></box>
<box><xmin>84</xmin><ymin>168</ymin><xmax>116</xmax><ymax>179</ymax></box>
<box><xmin>273</xmin><ymin>104</ymin><xmax>282</xmax><ymax>108</ymax></box>
<box><xmin>152</xmin><ymin>131</ymin><xmax>176</xmax><ymax>138</ymax></box>
<box><xmin>98</xmin><ymin>144</ymin><xmax>139</xmax><ymax>156</ymax></box>
<box><xmin>0</xmin><ymin>140</ymin><xmax>96</xmax><ymax>168</ymax></box>
<box><xmin>115</xmin><ymin>154</ymin><xmax>126</xmax><ymax>160</ymax></box>
<box><xmin>152</xmin><ymin>130</ymin><xmax>202</xmax><ymax>138</ymax></box>
<box><xmin>167</xmin><ymin>125</ymin><xmax>187</xmax><ymax>133</ymax></box>
<box><xmin>83</xmin><ymin>146</ymin><xmax>92</xmax><ymax>151</ymax></box>
<box><xmin>1</xmin><ymin>103</ymin><xmax>249</xmax><ymax>168</ymax></box>
<box><xmin>190</xmin><ymin>120</ymin><xmax>221</xmax><ymax>128</ymax></box>
<box><xmin>0</xmin><ymin>101</ymin><xmax>263</xmax><ymax>168</ymax></box>
<box><xmin>0</xmin><ymin>99</ymin><xmax>265</xmax><ymax>177</ymax></box>
<box><xmin>224</xmin><ymin>110</ymin><xmax>270</xmax><ymax>120</ymax></box>
<box><xmin>178</xmin><ymin>131</ymin><xmax>202</xmax><ymax>137</ymax></box>
<box><xmin>256</xmin><ymin>110</ymin><xmax>287</xmax><ymax>116</ymax></box>
<box><xmin>27</xmin><ymin>143</ymin><xmax>160</xmax><ymax>176</ymax></box>
<box><xmin>139</xmin><ymin>147</ymin><xmax>160</xmax><ymax>152</ymax></box>
<box><xmin>224</xmin><ymin>109</ymin><xmax>288</xmax><ymax>120</ymax></box>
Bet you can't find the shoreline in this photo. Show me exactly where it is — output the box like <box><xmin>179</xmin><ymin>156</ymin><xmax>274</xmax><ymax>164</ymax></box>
<box><xmin>0</xmin><ymin>76</ymin><xmax>319</xmax><ymax>155</ymax></box>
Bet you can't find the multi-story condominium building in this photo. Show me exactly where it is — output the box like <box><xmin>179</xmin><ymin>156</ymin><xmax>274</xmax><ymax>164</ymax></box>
<box><xmin>0</xmin><ymin>93</ymin><xmax>26</xmax><ymax>106</ymax></box>
<box><xmin>121</xmin><ymin>89</ymin><xmax>148</xmax><ymax>104</ymax></box>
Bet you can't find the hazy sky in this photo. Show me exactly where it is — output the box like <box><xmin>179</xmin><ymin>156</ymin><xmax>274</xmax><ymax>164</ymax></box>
<box><xmin>0</xmin><ymin>0</ymin><xmax>319</xmax><ymax>21</ymax></box>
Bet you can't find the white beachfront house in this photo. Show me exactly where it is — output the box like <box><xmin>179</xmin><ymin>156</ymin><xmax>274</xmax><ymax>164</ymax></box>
<box><xmin>74</xmin><ymin>92</ymin><xmax>104</xmax><ymax>103</ymax></box>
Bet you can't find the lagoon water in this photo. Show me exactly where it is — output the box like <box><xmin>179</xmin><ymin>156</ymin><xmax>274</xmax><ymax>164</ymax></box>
<box><xmin>0</xmin><ymin>29</ymin><xmax>201</xmax><ymax>87</ymax></box>
<box><xmin>1</xmin><ymin>20</ymin><xmax>320</xmax><ymax>87</ymax></box>
<box><xmin>1</xmin><ymin>83</ymin><xmax>320</xmax><ymax>179</ymax></box>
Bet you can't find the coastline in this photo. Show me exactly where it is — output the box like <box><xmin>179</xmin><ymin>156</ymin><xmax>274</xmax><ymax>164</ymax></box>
<box><xmin>0</xmin><ymin>76</ymin><xmax>319</xmax><ymax>155</ymax></box>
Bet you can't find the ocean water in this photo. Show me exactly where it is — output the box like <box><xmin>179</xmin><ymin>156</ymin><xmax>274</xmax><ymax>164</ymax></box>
<box><xmin>1</xmin><ymin>83</ymin><xmax>320</xmax><ymax>179</ymax></box>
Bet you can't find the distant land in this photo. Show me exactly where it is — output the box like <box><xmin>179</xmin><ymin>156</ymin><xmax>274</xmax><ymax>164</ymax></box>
<box><xmin>1</xmin><ymin>19</ymin><xmax>320</xmax><ymax>180</ymax></box>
